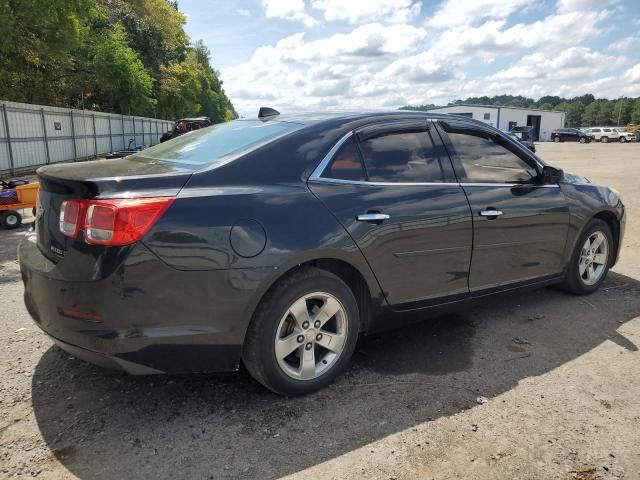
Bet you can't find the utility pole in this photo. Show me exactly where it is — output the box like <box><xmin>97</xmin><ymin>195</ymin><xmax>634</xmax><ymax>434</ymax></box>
<box><xmin>617</xmin><ymin>99</ymin><xmax>623</xmax><ymax>127</ymax></box>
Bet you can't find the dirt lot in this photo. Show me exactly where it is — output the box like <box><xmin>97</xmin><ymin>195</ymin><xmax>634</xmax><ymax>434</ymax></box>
<box><xmin>1</xmin><ymin>142</ymin><xmax>639</xmax><ymax>479</ymax></box>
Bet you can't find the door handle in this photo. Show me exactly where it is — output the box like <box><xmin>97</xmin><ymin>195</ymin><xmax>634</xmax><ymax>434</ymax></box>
<box><xmin>479</xmin><ymin>209</ymin><xmax>503</xmax><ymax>217</ymax></box>
<box><xmin>357</xmin><ymin>213</ymin><xmax>390</xmax><ymax>222</ymax></box>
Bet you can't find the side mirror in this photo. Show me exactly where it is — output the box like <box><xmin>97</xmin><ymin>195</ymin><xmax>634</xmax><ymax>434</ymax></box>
<box><xmin>541</xmin><ymin>165</ymin><xmax>564</xmax><ymax>184</ymax></box>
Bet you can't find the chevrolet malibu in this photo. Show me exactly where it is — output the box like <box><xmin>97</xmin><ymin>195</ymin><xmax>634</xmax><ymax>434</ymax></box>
<box><xmin>20</xmin><ymin>109</ymin><xmax>625</xmax><ymax>395</ymax></box>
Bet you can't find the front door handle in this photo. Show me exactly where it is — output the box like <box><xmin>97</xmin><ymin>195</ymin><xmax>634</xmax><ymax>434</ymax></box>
<box><xmin>479</xmin><ymin>209</ymin><xmax>503</xmax><ymax>217</ymax></box>
<box><xmin>357</xmin><ymin>213</ymin><xmax>390</xmax><ymax>222</ymax></box>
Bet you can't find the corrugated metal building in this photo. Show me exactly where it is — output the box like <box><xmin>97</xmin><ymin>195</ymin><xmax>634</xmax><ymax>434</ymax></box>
<box><xmin>0</xmin><ymin>101</ymin><xmax>174</xmax><ymax>174</ymax></box>
<box><xmin>427</xmin><ymin>104</ymin><xmax>565</xmax><ymax>141</ymax></box>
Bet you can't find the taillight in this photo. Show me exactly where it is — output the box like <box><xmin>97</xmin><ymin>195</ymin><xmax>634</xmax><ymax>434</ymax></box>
<box><xmin>59</xmin><ymin>197</ymin><xmax>174</xmax><ymax>246</ymax></box>
<box><xmin>59</xmin><ymin>200</ymin><xmax>83</xmax><ymax>238</ymax></box>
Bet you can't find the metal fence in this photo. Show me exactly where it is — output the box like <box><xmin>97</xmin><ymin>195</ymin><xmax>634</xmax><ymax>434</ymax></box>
<box><xmin>0</xmin><ymin>100</ymin><xmax>175</xmax><ymax>175</ymax></box>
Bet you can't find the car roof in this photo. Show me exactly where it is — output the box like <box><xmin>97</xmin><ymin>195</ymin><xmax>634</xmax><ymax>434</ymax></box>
<box><xmin>255</xmin><ymin>110</ymin><xmax>492</xmax><ymax>129</ymax></box>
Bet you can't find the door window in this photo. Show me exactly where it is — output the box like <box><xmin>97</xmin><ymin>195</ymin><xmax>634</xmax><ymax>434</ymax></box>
<box><xmin>446</xmin><ymin>131</ymin><xmax>538</xmax><ymax>184</ymax></box>
<box><xmin>322</xmin><ymin>138</ymin><xmax>366</xmax><ymax>181</ymax></box>
<box><xmin>358</xmin><ymin>130</ymin><xmax>445</xmax><ymax>183</ymax></box>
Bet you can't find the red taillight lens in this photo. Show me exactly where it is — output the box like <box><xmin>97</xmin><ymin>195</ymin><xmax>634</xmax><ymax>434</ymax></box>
<box><xmin>59</xmin><ymin>197</ymin><xmax>174</xmax><ymax>246</ymax></box>
<box><xmin>84</xmin><ymin>197</ymin><xmax>175</xmax><ymax>246</ymax></box>
<box><xmin>59</xmin><ymin>200</ymin><xmax>83</xmax><ymax>237</ymax></box>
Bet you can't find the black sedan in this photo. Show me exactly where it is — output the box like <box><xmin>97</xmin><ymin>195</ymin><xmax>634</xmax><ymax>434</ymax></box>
<box><xmin>20</xmin><ymin>110</ymin><xmax>625</xmax><ymax>395</ymax></box>
<box><xmin>551</xmin><ymin>128</ymin><xmax>593</xmax><ymax>143</ymax></box>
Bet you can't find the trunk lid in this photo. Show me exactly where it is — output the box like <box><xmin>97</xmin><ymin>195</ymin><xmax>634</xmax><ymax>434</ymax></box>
<box><xmin>36</xmin><ymin>156</ymin><xmax>193</xmax><ymax>262</ymax></box>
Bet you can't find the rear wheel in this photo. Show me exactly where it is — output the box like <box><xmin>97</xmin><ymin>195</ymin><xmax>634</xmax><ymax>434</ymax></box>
<box><xmin>243</xmin><ymin>268</ymin><xmax>360</xmax><ymax>395</ymax></box>
<box><xmin>601</xmin><ymin>136</ymin><xmax>609</xmax><ymax>143</ymax></box>
<box><xmin>1</xmin><ymin>211</ymin><xmax>22</xmax><ymax>229</ymax></box>
<box><xmin>559</xmin><ymin>219</ymin><xmax>613</xmax><ymax>295</ymax></box>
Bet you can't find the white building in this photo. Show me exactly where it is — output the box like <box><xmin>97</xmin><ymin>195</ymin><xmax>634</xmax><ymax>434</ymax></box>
<box><xmin>427</xmin><ymin>104</ymin><xmax>565</xmax><ymax>141</ymax></box>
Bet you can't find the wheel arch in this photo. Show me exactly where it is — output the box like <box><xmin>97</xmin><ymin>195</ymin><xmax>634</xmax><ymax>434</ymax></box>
<box><xmin>241</xmin><ymin>255</ymin><xmax>382</xmax><ymax>357</ymax></box>
<box><xmin>592</xmin><ymin>210</ymin><xmax>620</xmax><ymax>266</ymax></box>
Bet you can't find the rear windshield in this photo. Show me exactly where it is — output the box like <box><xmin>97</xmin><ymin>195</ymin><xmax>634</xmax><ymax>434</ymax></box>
<box><xmin>132</xmin><ymin>120</ymin><xmax>301</xmax><ymax>166</ymax></box>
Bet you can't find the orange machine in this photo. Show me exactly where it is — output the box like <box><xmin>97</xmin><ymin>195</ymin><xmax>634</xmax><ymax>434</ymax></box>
<box><xmin>0</xmin><ymin>182</ymin><xmax>39</xmax><ymax>229</ymax></box>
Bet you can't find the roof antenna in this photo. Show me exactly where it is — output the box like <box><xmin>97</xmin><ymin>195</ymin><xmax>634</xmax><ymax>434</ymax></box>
<box><xmin>258</xmin><ymin>107</ymin><xmax>280</xmax><ymax>121</ymax></box>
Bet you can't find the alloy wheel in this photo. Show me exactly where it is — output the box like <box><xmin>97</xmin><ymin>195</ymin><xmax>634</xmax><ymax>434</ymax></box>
<box><xmin>579</xmin><ymin>231</ymin><xmax>609</xmax><ymax>286</ymax></box>
<box><xmin>274</xmin><ymin>292</ymin><xmax>348</xmax><ymax>380</ymax></box>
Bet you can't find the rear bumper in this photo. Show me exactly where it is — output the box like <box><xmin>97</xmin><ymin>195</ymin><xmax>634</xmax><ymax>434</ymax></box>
<box><xmin>19</xmin><ymin>236</ymin><xmax>274</xmax><ymax>374</ymax></box>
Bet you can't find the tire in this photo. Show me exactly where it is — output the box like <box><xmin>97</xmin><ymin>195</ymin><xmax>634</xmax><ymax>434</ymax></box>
<box><xmin>243</xmin><ymin>267</ymin><xmax>360</xmax><ymax>396</ymax></box>
<box><xmin>559</xmin><ymin>219</ymin><xmax>613</xmax><ymax>295</ymax></box>
<box><xmin>554</xmin><ymin>136</ymin><xmax>560</xmax><ymax>143</ymax></box>
<box><xmin>579</xmin><ymin>137</ymin><xmax>586</xmax><ymax>144</ymax></box>
<box><xmin>601</xmin><ymin>136</ymin><xmax>609</xmax><ymax>143</ymax></box>
<box><xmin>619</xmin><ymin>137</ymin><xmax>626</xmax><ymax>143</ymax></box>
<box><xmin>1</xmin><ymin>211</ymin><xmax>22</xmax><ymax>229</ymax></box>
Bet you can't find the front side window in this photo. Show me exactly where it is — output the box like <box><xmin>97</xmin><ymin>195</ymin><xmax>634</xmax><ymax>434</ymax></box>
<box><xmin>446</xmin><ymin>131</ymin><xmax>538</xmax><ymax>184</ymax></box>
<box><xmin>358</xmin><ymin>130</ymin><xmax>445</xmax><ymax>183</ymax></box>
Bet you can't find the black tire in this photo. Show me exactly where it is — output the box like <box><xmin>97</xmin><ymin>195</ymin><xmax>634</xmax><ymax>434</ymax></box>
<box><xmin>554</xmin><ymin>136</ymin><xmax>560</xmax><ymax>143</ymax></box>
<box><xmin>579</xmin><ymin>137</ymin><xmax>586</xmax><ymax>143</ymax></box>
<box><xmin>601</xmin><ymin>136</ymin><xmax>609</xmax><ymax>143</ymax></box>
<box><xmin>559</xmin><ymin>219</ymin><xmax>613</xmax><ymax>295</ymax></box>
<box><xmin>243</xmin><ymin>267</ymin><xmax>360</xmax><ymax>396</ymax></box>
<box><xmin>1</xmin><ymin>210</ymin><xmax>22</xmax><ymax>229</ymax></box>
<box><xmin>619</xmin><ymin>137</ymin><xmax>626</xmax><ymax>143</ymax></box>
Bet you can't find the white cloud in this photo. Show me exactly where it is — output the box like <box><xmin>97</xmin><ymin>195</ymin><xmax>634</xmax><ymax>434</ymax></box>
<box><xmin>310</xmin><ymin>0</ymin><xmax>421</xmax><ymax>24</ymax></box>
<box><xmin>236</xmin><ymin>8</ymin><xmax>251</xmax><ymax>17</ymax></box>
<box><xmin>609</xmin><ymin>36</ymin><xmax>640</xmax><ymax>52</ymax></box>
<box><xmin>490</xmin><ymin>48</ymin><xmax>627</xmax><ymax>82</ymax></box>
<box><xmin>428</xmin><ymin>0</ymin><xmax>534</xmax><ymax>28</ymax></box>
<box><xmin>261</xmin><ymin>0</ymin><xmax>317</xmax><ymax>27</ymax></box>
<box><xmin>556</xmin><ymin>0</ymin><xmax>618</xmax><ymax>12</ymax></box>
<box><xmin>221</xmin><ymin>0</ymin><xmax>630</xmax><ymax>116</ymax></box>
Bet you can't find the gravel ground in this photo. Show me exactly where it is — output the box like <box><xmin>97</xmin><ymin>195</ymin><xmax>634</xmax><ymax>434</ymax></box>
<box><xmin>1</xmin><ymin>142</ymin><xmax>639</xmax><ymax>479</ymax></box>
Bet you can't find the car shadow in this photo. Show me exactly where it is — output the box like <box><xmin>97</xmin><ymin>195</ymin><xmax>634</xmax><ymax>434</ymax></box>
<box><xmin>31</xmin><ymin>272</ymin><xmax>640</xmax><ymax>479</ymax></box>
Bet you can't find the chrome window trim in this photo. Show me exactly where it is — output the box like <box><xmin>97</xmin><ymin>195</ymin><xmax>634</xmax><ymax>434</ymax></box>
<box><xmin>308</xmin><ymin>127</ymin><xmax>558</xmax><ymax>189</ymax></box>
<box><xmin>309</xmin><ymin>131</ymin><xmax>355</xmax><ymax>181</ymax></box>
<box><xmin>308</xmin><ymin>177</ymin><xmax>560</xmax><ymax>188</ymax></box>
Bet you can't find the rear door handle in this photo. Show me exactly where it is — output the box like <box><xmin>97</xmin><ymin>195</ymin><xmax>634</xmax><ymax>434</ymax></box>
<box><xmin>357</xmin><ymin>213</ymin><xmax>390</xmax><ymax>222</ymax></box>
<box><xmin>479</xmin><ymin>209</ymin><xmax>503</xmax><ymax>217</ymax></box>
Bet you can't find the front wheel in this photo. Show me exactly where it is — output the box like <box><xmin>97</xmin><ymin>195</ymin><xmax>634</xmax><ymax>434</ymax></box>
<box><xmin>559</xmin><ymin>219</ymin><xmax>613</xmax><ymax>295</ymax></box>
<box><xmin>619</xmin><ymin>137</ymin><xmax>627</xmax><ymax>143</ymax></box>
<box><xmin>579</xmin><ymin>137</ymin><xmax>586</xmax><ymax>143</ymax></box>
<box><xmin>243</xmin><ymin>268</ymin><xmax>360</xmax><ymax>395</ymax></box>
<box><xmin>554</xmin><ymin>136</ymin><xmax>561</xmax><ymax>143</ymax></box>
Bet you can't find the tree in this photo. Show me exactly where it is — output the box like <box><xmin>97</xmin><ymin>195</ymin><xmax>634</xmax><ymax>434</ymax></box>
<box><xmin>538</xmin><ymin>103</ymin><xmax>554</xmax><ymax>111</ymax></box>
<box><xmin>87</xmin><ymin>25</ymin><xmax>156</xmax><ymax>114</ymax></box>
<box><xmin>631</xmin><ymin>99</ymin><xmax>640</xmax><ymax>124</ymax></box>
<box><xmin>0</xmin><ymin>0</ymin><xmax>235</xmax><ymax>120</ymax></box>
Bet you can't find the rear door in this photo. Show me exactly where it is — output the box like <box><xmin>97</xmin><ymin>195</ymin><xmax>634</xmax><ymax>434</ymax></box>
<box><xmin>309</xmin><ymin>120</ymin><xmax>473</xmax><ymax>307</ymax></box>
<box><xmin>436</xmin><ymin>120</ymin><xmax>569</xmax><ymax>291</ymax></box>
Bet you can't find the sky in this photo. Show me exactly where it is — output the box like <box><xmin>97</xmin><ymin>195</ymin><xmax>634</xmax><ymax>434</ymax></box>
<box><xmin>180</xmin><ymin>0</ymin><xmax>640</xmax><ymax>116</ymax></box>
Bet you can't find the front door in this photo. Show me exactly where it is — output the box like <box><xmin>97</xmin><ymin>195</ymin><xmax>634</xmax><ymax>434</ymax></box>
<box><xmin>309</xmin><ymin>120</ymin><xmax>473</xmax><ymax>307</ymax></box>
<box><xmin>437</xmin><ymin>120</ymin><xmax>569</xmax><ymax>291</ymax></box>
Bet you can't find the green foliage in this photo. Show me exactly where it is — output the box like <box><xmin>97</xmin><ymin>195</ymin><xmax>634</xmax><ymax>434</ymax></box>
<box><xmin>401</xmin><ymin>94</ymin><xmax>640</xmax><ymax>128</ymax></box>
<box><xmin>0</xmin><ymin>0</ymin><xmax>235</xmax><ymax>121</ymax></box>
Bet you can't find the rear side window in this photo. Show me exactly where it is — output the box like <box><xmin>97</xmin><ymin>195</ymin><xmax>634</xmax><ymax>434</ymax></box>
<box><xmin>603</xmin><ymin>128</ymin><xmax>611</xmax><ymax>132</ymax></box>
<box><xmin>323</xmin><ymin>138</ymin><xmax>366</xmax><ymax>181</ymax></box>
<box><xmin>132</xmin><ymin>120</ymin><xmax>301</xmax><ymax>166</ymax></box>
<box><xmin>358</xmin><ymin>130</ymin><xmax>445</xmax><ymax>183</ymax></box>
<box><xmin>591</xmin><ymin>128</ymin><xmax>601</xmax><ymax>132</ymax></box>
<box><xmin>447</xmin><ymin>132</ymin><xmax>537</xmax><ymax>184</ymax></box>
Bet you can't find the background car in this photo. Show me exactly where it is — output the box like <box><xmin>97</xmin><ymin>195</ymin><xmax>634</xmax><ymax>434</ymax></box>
<box><xmin>551</xmin><ymin>128</ymin><xmax>592</xmax><ymax>143</ymax></box>
<box><xmin>583</xmin><ymin>127</ymin><xmax>635</xmax><ymax>143</ymax></box>
<box><xmin>507</xmin><ymin>132</ymin><xmax>536</xmax><ymax>152</ymax></box>
<box><xmin>160</xmin><ymin>117</ymin><xmax>212</xmax><ymax>142</ymax></box>
<box><xmin>20</xmin><ymin>110</ymin><xmax>625</xmax><ymax>396</ymax></box>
